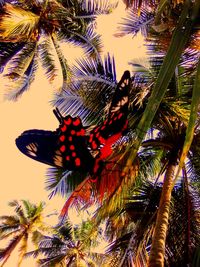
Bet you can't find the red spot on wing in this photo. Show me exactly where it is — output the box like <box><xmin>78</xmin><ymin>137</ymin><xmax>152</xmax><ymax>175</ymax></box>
<box><xmin>73</xmin><ymin>118</ymin><xmax>81</xmax><ymax>126</ymax></box>
<box><xmin>71</xmin><ymin>130</ymin><xmax>76</xmax><ymax>135</ymax></box>
<box><xmin>101</xmin><ymin>125</ymin><xmax>105</xmax><ymax>130</ymax></box>
<box><xmin>68</xmin><ymin>136</ymin><xmax>72</xmax><ymax>141</ymax></box>
<box><xmin>61</xmin><ymin>125</ymin><xmax>67</xmax><ymax>132</ymax></box>
<box><xmin>75</xmin><ymin>158</ymin><xmax>81</xmax><ymax>166</ymax></box>
<box><xmin>72</xmin><ymin>152</ymin><xmax>76</xmax><ymax>157</ymax></box>
<box><xmin>66</xmin><ymin>156</ymin><xmax>70</xmax><ymax>161</ymax></box>
<box><xmin>94</xmin><ymin>127</ymin><xmax>99</xmax><ymax>133</ymax></box>
<box><xmin>64</xmin><ymin>117</ymin><xmax>72</xmax><ymax>125</ymax></box>
<box><xmin>118</xmin><ymin>113</ymin><xmax>123</xmax><ymax>119</ymax></box>
<box><xmin>60</xmin><ymin>145</ymin><xmax>66</xmax><ymax>152</ymax></box>
<box><xmin>92</xmin><ymin>141</ymin><xmax>97</xmax><ymax>150</ymax></box>
<box><xmin>70</xmin><ymin>145</ymin><xmax>75</xmax><ymax>150</ymax></box>
<box><xmin>77</xmin><ymin>129</ymin><xmax>85</xmax><ymax>136</ymax></box>
<box><xmin>60</xmin><ymin>135</ymin><xmax>65</xmax><ymax>142</ymax></box>
<box><xmin>89</xmin><ymin>134</ymin><xmax>94</xmax><ymax>143</ymax></box>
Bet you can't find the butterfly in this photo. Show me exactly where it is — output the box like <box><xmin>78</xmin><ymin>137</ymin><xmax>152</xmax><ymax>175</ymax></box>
<box><xmin>16</xmin><ymin>70</ymin><xmax>131</xmax><ymax>179</ymax></box>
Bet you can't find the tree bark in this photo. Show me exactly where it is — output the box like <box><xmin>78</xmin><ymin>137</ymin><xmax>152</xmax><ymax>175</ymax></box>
<box><xmin>148</xmin><ymin>162</ymin><xmax>176</xmax><ymax>267</ymax></box>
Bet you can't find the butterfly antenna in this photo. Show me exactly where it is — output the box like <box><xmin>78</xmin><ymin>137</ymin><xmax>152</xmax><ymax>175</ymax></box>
<box><xmin>53</xmin><ymin>108</ymin><xmax>63</xmax><ymax>123</ymax></box>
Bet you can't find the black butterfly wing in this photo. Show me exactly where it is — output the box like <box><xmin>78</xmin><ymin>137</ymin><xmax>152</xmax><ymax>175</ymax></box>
<box><xmin>16</xmin><ymin>115</ymin><xmax>95</xmax><ymax>172</ymax></box>
<box><xmin>16</xmin><ymin>129</ymin><xmax>60</xmax><ymax>166</ymax></box>
<box><xmin>88</xmin><ymin>70</ymin><xmax>130</xmax><ymax>154</ymax></box>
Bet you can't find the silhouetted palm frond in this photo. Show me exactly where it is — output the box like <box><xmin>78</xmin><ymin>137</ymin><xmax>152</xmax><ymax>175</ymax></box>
<box><xmin>116</xmin><ymin>7</ymin><xmax>154</xmax><ymax>37</ymax></box>
<box><xmin>46</xmin><ymin>167</ymin><xmax>87</xmax><ymax>199</ymax></box>
<box><xmin>52</xmin><ymin>54</ymin><xmax>117</xmax><ymax>124</ymax></box>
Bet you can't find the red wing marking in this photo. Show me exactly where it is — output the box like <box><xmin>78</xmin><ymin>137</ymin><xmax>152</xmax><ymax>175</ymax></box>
<box><xmin>73</xmin><ymin>118</ymin><xmax>81</xmax><ymax>126</ymax></box>
<box><xmin>75</xmin><ymin>158</ymin><xmax>81</xmax><ymax>166</ymax></box>
<box><xmin>61</xmin><ymin>125</ymin><xmax>67</xmax><ymax>132</ymax></box>
<box><xmin>60</xmin><ymin>145</ymin><xmax>66</xmax><ymax>152</ymax></box>
<box><xmin>100</xmin><ymin>132</ymin><xmax>121</xmax><ymax>159</ymax></box>
<box><xmin>64</xmin><ymin>117</ymin><xmax>72</xmax><ymax>125</ymax></box>
<box><xmin>70</xmin><ymin>145</ymin><xmax>75</xmax><ymax>150</ymax></box>
<box><xmin>60</xmin><ymin>135</ymin><xmax>65</xmax><ymax>142</ymax></box>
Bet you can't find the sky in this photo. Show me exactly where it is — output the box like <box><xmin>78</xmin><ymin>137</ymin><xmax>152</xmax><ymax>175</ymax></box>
<box><xmin>0</xmin><ymin>1</ymin><xmax>147</xmax><ymax>266</ymax></box>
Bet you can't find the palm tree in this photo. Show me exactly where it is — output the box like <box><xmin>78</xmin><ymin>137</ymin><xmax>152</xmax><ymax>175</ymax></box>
<box><xmin>27</xmin><ymin>219</ymin><xmax>104</xmax><ymax>266</ymax></box>
<box><xmin>103</xmin><ymin>179</ymin><xmax>200</xmax><ymax>267</ymax></box>
<box><xmin>0</xmin><ymin>200</ymin><xmax>48</xmax><ymax>266</ymax></box>
<box><xmin>112</xmin><ymin>1</ymin><xmax>200</xmax><ymax>266</ymax></box>
<box><xmin>0</xmin><ymin>0</ymin><xmax>117</xmax><ymax>100</ymax></box>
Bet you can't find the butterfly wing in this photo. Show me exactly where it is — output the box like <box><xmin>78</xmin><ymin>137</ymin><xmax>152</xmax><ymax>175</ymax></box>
<box><xmin>88</xmin><ymin>70</ymin><xmax>131</xmax><ymax>159</ymax></box>
<box><xmin>16</xmin><ymin>114</ymin><xmax>95</xmax><ymax>172</ymax></box>
<box><xmin>16</xmin><ymin>129</ymin><xmax>60</xmax><ymax>167</ymax></box>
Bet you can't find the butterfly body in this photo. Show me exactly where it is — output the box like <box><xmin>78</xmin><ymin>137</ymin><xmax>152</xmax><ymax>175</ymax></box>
<box><xmin>16</xmin><ymin>71</ymin><xmax>131</xmax><ymax>177</ymax></box>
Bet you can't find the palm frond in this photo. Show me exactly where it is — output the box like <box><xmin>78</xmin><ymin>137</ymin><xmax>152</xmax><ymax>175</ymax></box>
<box><xmin>51</xmin><ymin>33</ymin><xmax>70</xmax><ymax>87</ymax></box>
<box><xmin>94</xmin><ymin>151</ymin><xmax>139</xmax><ymax>222</ymax></box>
<box><xmin>116</xmin><ymin>7</ymin><xmax>154</xmax><ymax>37</ymax></box>
<box><xmin>5</xmin><ymin>41</ymin><xmax>36</xmax><ymax>79</ymax></box>
<box><xmin>126</xmin><ymin>0</ymin><xmax>196</xmax><ymax>165</ymax></box>
<box><xmin>45</xmin><ymin>167</ymin><xmax>86</xmax><ymax>199</ymax></box>
<box><xmin>8</xmin><ymin>200</ymin><xmax>27</xmax><ymax>223</ymax></box>
<box><xmin>173</xmin><ymin>58</ymin><xmax>200</xmax><ymax>186</ymax></box>
<box><xmin>37</xmin><ymin>254</ymin><xmax>66</xmax><ymax>267</ymax></box>
<box><xmin>52</xmin><ymin>87</ymin><xmax>89</xmax><ymax>123</ymax></box>
<box><xmin>0</xmin><ymin>233</ymin><xmax>24</xmax><ymax>261</ymax></box>
<box><xmin>0</xmin><ymin>3</ymin><xmax>39</xmax><ymax>41</ymax></box>
<box><xmin>165</xmin><ymin>182</ymin><xmax>200</xmax><ymax>266</ymax></box>
<box><xmin>0</xmin><ymin>42</ymin><xmax>25</xmax><ymax>71</ymax></box>
<box><xmin>0</xmin><ymin>226</ymin><xmax>20</xmax><ymax>240</ymax></box>
<box><xmin>0</xmin><ymin>215</ymin><xmax>19</xmax><ymax>225</ymax></box>
<box><xmin>53</xmin><ymin>54</ymin><xmax>116</xmax><ymax>123</ymax></box>
<box><xmin>80</xmin><ymin>0</ymin><xmax>118</xmax><ymax>17</ymax></box>
<box><xmin>17</xmin><ymin>233</ymin><xmax>28</xmax><ymax>266</ymax></box>
<box><xmin>39</xmin><ymin>36</ymin><xmax>57</xmax><ymax>83</ymax></box>
<box><xmin>5</xmin><ymin>56</ymin><xmax>38</xmax><ymax>100</ymax></box>
<box><xmin>67</xmin><ymin>26</ymin><xmax>103</xmax><ymax>57</ymax></box>
<box><xmin>60</xmin><ymin>176</ymin><xmax>93</xmax><ymax>219</ymax></box>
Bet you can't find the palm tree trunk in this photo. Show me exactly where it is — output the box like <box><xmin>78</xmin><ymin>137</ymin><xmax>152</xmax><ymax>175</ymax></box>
<box><xmin>148</xmin><ymin>161</ymin><xmax>177</xmax><ymax>267</ymax></box>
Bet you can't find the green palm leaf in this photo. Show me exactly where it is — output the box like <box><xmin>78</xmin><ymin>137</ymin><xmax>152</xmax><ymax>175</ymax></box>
<box><xmin>173</xmin><ymin>58</ymin><xmax>200</xmax><ymax>186</ymax></box>
<box><xmin>126</xmin><ymin>0</ymin><xmax>198</xmax><ymax>165</ymax></box>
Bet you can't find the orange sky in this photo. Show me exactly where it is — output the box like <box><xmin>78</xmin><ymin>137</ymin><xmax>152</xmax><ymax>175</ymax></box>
<box><xmin>0</xmin><ymin>2</ymin><xmax>147</xmax><ymax>266</ymax></box>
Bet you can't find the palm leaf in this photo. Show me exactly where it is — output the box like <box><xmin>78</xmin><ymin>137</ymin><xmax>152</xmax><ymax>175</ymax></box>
<box><xmin>0</xmin><ymin>3</ymin><xmax>39</xmax><ymax>41</ymax></box>
<box><xmin>126</xmin><ymin>0</ymin><xmax>197</xmax><ymax>166</ymax></box>
<box><xmin>45</xmin><ymin>167</ymin><xmax>86</xmax><ymax>199</ymax></box>
<box><xmin>0</xmin><ymin>42</ymin><xmax>25</xmax><ymax>71</ymax></box>
<box><xmin>5</xmin><ymin>42</ymin><xmax>37</xmax><ymax>79</ymax></box>
<box><xmin>94</xmin><ymin>151</ymin><xmax>139</xmax><ymax>222</ymax></box>
<box><xmin>5</xmin><ymin>56</ymin><xmax>38</xmax><ymax>100</ymax></box>
<box><xmin>67</xmin><ymin>26</ymin><xmax>103</xmax><ymax>57</ymax></box>
<box><xmin>60</xmin><ymin>176</ymin><xmax>93</xmax><ymax>219</ymax></box>
<box><xmin>39</xmin><ymin>36</ymin><xmax>57</xmax><ymax>83</ymax></box>
<box><xmin>116</xmin><ymin>7</ymin><xmax>154</xmax><ymax>37</ymax></box>
<box><xmin>80</xmin><ymin>0</ymin><xmax>118</xmax><ymax>16</ymax></box>
<box><xmin>17</xmin><ymin>233</ymin><xmax>28</xmax><ymax>266</ymax></box>
<box><xmin>51</xmin><ymin>33</ymin><xmax>70</xmax><ymax>88</ymax></box>
<box><xmin>173</xmin><ymin>58</ymin><xmax>200</xmax><ymax>187</ymax></box>
<box><xmin>53</xmin><ymin>54</ymin><xmax>116</xmax><ymax>123</ymax></box>
<box><xmin>0</xmin><ymin>233</ymin><xmax>24</xmax><ymax>263</ymax></box>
